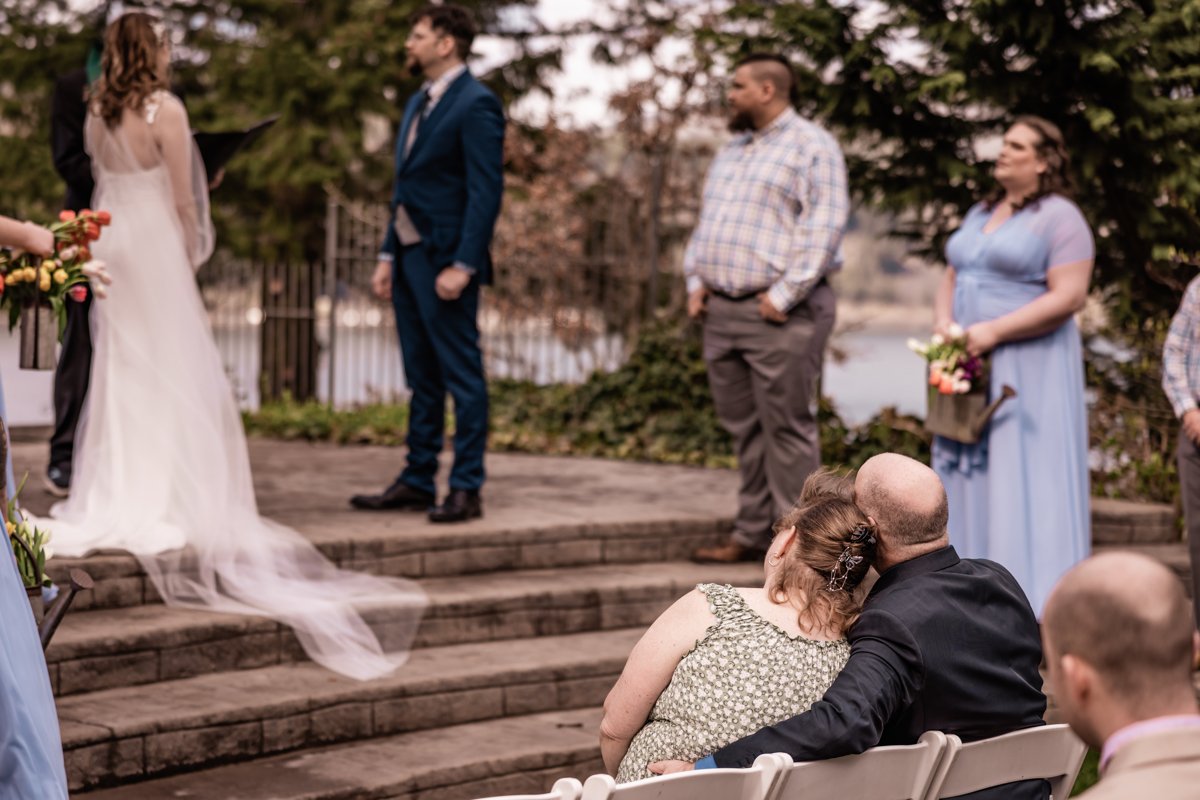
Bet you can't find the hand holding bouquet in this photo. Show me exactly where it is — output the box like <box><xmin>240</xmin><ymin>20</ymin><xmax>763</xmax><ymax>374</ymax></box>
<box><xmin>0</xmin><ymin>209</ymin><xmax>112</xmax><ymax>336</ymax></box>
<box><xmin>908</xmin><ymin>323</ymin><xmax>987</xmax><ymax>395</ymax></box>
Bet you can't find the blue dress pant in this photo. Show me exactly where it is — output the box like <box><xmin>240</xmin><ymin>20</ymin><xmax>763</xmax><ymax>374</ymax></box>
<box><xmin>391</xmin><ymin>244</ymin><xmax>487</xmax><ymax>494</ymax></box>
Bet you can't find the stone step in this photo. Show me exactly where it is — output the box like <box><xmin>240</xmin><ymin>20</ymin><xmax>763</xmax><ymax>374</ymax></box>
<box><xmin>74</xmin><ymin>706</ymin><xmax>605</xmax><ymax>799</ymax></box>
<box><xmin>1091</xmin><ymin>497</ymin><xmax>1179</xmax><ymax>546</ymax></box>
<box><xmin>47</xmin><ymin>560</ymin><xmax>763</xmax><ymax>697</ymax></box>
<box><xmin>45</xmin><ymin>498</ymin><xmax>1179</xmax><ymax>614</ymax></box>
<box><xmin>45</xmin><ymin>521</ymin><xmax>730</xmax><ymax>613</ymax></box>
<box><xmin>60</xmin><ymin>629</ymin><xmax>639</xmax><ymax>792</ymax></box>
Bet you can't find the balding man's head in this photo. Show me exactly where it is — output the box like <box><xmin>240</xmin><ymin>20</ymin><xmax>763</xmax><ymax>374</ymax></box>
<box><xmin>1045</xmin><ymin>552</ymin><xmax>1195</xmax><ymax>704</ymax></box>
<box><xmin>854</xmin><ymin>453</ymin><xmax>949</xmax><ymax>550</ymax></box>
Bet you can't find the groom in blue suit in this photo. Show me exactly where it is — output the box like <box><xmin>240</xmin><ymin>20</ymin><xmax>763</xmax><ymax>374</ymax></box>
<box><xmin>351</xmin><ymin>4</ymin><xmax>504</xmax><ymax>523</ymax></box>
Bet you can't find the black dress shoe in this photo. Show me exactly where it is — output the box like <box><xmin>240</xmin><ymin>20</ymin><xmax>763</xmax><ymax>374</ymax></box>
<box><xmin>349</xmin><ymin>479</ymin><xmax>435</xmax><ymax>511</ymax></box>
<box><xmin>428</xmin><ymin>489</ymin><xmax>482</xmax><ymax>523</ymax></box>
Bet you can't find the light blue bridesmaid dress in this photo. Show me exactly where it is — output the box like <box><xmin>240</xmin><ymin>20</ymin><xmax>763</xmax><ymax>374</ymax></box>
<box><xmin>0</xmin><ymin>374</ymin><xmax>69</xmax><ymax>798</ymax></box>
<box><xmin>932</xmin><ymin>194</ymin><xmax>1094</xmax><ymax>616</ymax></box>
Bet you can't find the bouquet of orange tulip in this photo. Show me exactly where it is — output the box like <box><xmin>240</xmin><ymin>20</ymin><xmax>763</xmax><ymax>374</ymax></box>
<box><xmin>0</xmin><ymin>209</ymin><xmax>113</xmax><ymax>368</ymax></box>
<box><xmin>0</xmin><ymin>209</ymin><xmax>113</xmax><ymax>331</ymax></box>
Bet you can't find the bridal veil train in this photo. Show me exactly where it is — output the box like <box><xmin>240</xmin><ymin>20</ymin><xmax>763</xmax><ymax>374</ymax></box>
<box><xmin>47</xmin><ymin>14</ymin><xmax>425</xmax><ymax>681</ymax></box>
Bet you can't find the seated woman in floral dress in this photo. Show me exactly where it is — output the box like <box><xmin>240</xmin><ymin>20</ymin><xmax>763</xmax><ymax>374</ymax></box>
<box><xmin>599</xmin><ymin>470</ymin><xmax>877</xmax><ymax>782</ymax></box>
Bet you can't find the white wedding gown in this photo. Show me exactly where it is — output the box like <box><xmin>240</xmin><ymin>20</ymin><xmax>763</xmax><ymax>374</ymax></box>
<box><xmin>47</xmin><ymin>91</ymin><xmax>426</xmax><ymax>681</ymax></box>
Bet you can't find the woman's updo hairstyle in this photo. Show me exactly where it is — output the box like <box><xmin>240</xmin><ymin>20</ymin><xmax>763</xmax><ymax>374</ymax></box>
<box><xmin>769</xmin><ymin>469</ymin><xmax>878</xmax><ymax>636</ymax></box>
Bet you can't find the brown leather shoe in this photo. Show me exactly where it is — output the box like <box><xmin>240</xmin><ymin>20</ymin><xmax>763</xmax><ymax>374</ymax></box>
<box><xmin>691</xmin><ymin>541</ymin><xmax>765</xmax><ymax>564</ymax></box>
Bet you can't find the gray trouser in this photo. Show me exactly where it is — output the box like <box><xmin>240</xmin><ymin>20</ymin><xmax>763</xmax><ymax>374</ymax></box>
<box><xmin>1177</xmin><ymin>429</ymin><xmax>1200</xmax><ymax>627</ymax></box>
<box><xmin>703</xmin><ymin>282</ymin><xmax>836</xmax><ymax>552</ymax></box>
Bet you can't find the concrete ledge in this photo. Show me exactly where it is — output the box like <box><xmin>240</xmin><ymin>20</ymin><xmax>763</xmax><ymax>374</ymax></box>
<box><xmin>1091</xmin><ymin>497</ymin><xmax>1178</xmax><ymax>545</ymax></box>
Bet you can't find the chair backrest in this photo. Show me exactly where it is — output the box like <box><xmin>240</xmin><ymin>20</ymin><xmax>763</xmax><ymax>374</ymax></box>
<box><xmin>770</xmin><ymin>731</ymin><xmax>948</xmax><ymax>800</ymax></box>
<box><xmin>581</xmin><ymin>753</ymin><xmax>784</xmax><ymax>800</ymax></box>
<box><xmin>925</xmin><ymin>724</ymin><xmax>1088</xmax><ymax>800</ymax></box>
<box><xmin>474</xmin><ymin>776</ymin><xmax>584</xmax><ymax>800</ymax></box>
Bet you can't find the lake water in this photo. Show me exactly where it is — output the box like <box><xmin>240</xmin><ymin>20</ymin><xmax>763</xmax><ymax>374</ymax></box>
<box><xmin>0</xmin><ymin>326</ymin><xmax>926</xmax><ymax>428</ymax></box>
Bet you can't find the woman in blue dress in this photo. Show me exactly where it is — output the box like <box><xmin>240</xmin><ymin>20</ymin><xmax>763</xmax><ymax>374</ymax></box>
<box><xmin>0</xmin><ymin>213</ymin><xmax>70</xmax><ymax>798</ymax></box>
<box><xmin>932</xmin><ymin>116</ymin><xmax>1095</xmax><ymax>616</ymax></box>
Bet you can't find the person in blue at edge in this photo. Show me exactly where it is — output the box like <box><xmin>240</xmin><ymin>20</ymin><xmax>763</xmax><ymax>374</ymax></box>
<box><xmin>0</xmin><ymin>213</ymin><xmax>70</xmax><ymax>799</ymax></box>
<box><xmin>933</xmin><ymin>115</ymin><xmax>1094</xmax><ymax>617</ymax></box>
<box><xmin>350</xmin><ymin>3</ymin><xmax>504</xmax><ymax>524</ymax></box>
<box><xmin>649</xmin><ymin>454</ymin><xmax>1048</xmax><ymax>800</ymax></box>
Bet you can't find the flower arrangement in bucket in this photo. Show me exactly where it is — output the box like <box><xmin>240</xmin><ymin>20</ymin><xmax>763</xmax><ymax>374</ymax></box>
<box><xmin>909</xmin><ymin>325</ymin><xmax>1016</xmax><ymax>444</ymax></box>
<box><xmin>6</xmin><ymin>478</ymin><xmax>54</xmax><ymax>620</ymax></box>
<box><xmin>0</xmin><ymin>209</ymin><xmax>113</xmax><ymax>370</ymax></box>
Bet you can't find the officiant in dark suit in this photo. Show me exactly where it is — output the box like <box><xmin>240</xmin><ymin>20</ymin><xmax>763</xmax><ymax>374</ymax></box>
<box><xmin>651</xmin><ymin>453</ymin><xmax>1049</xmax><ymax>800</ymax></box>
<box><xmin>45</xmin><ymin>46</ymin><xmax>101</xmax><ymax>498</ymax></box>
<box><xmin>350</xmin><ymin>4</ymin><xmax>504</xmax><ymax>523</ymax></box>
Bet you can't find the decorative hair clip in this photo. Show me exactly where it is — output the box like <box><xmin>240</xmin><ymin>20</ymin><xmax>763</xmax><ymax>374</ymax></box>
<box><xmin>849</xmin><ymin>523</ymin><xmax>876</xmax><ymax>547</ymax></box>
<box><xmin>826</xmin><ymin>547</ymin><xmax>865</xmax><ymax>592</ymax></box>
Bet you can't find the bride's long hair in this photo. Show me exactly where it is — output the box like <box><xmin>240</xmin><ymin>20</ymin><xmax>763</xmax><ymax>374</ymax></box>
<box><xmin>92</xmin><ymin>12</ymin><xmax>170</xmax><ymax>128</ymax></box>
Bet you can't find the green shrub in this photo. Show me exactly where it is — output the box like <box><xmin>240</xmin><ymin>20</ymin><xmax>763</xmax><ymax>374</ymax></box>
<box><xmin>244</xmin><ymin>316</ymin><xmax>930</xmax><ymax>471</ymax></box>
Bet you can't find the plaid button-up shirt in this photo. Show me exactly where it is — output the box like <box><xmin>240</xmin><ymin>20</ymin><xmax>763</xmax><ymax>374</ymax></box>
<box><xmin>684</xmin><ymin>108</ymin><xmax>850</xmax><ymax>312</ymax></box>
<box><xmin>1164</xmin><ymin>275</ymin><xmax>1200</xmax><ymax>417</ymax></box>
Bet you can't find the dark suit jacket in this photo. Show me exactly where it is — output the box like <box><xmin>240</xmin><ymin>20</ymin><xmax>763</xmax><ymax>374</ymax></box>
<box><xmin>380</xmin><ymin>70</ymin><xmax>505</xmax><ymax>285</ymax></box>
<box><xmin>714</xmin><ymin>546</ymin><xmax>1048</xmax><ymax>800</ymax></box>
<box><xmin>51</xmin><ymin>68</ymin><xmax>94</xmax><ymax>212</ymax></box>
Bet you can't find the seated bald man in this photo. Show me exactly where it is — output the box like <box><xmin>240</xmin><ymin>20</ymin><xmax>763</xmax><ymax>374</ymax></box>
<box><xmin>652</xmin><ymin>453</ymin><xmax>1047</xmax><ymax>800</ymax></box>
<box><xmin>1044</xmin><ymin>552</ymin><xmax>1200</xmax><ymax>799</ymax></box>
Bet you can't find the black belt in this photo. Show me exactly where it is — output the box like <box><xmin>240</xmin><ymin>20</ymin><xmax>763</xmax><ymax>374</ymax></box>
<box><xmin>709</xmin><ymin>288</ymin><xmax>761</xmax><ymax>302</ymax></box>
<box><xmin>709</xmin><ymin>276</ymin><xmax>827</xmax><ymax>303</ymax></box>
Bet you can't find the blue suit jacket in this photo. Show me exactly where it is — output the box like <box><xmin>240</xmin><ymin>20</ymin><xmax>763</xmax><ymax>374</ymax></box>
<box><xmin>380</xmin><ymin>70</ymin><xmax>505</xmax><ymax>285</ymax></box>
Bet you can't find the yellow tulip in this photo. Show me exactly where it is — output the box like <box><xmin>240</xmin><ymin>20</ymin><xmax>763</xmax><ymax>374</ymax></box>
<box><xmin>39</xmin><ymin>276</ymin><xmax>52</xmax><ymax>292</ymax></box>
<box><xmin>53</xmin><ymin>269</ymin><xmax>68</xmax><ymax>285</ymax></box>
<box><xmin>22</xmin><ymin>267</ymin><xmax>36</xmax><ymax>282</ymax></box>
<box><xmin>5</xmin><ymin>270</ymin><xmax>19</xmax><ymax>284</ymax></box>
<box><xmin>5</xmin><ymin>521</ymin><xmax>14</xmax><ymax>535</ymax></box>
<box><xmin>41</xmin><ymin>259</ymin><xmax>57</xmax><ymax>271</ymax></box>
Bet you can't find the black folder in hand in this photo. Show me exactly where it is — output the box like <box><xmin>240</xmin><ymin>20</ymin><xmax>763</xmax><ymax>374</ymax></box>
<box><xmin>193</xmin><ymin>115</ymin><xmax>279</xmax><ymax>179</ymax></box>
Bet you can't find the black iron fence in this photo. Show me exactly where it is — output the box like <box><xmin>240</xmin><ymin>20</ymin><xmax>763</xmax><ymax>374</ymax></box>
<box><xmin>200</xmin><ymin>193</ymin><xmax>680</xmax><ymax>410</ymax></box>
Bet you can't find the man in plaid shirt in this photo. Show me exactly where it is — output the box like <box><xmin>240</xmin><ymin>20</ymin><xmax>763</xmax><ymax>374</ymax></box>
<box><xmin>1163</xmin><ymin>276</ymin><xmax>1200</xmax><ymax>625</ymax></box>
<box><xmin>688</xmin><ymin>53</ymin><xmax>850</xmax><ymax>563</ymax></box>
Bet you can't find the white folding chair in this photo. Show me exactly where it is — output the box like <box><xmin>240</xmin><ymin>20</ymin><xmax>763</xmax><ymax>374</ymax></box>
<box><xmin>770</xmin><ymin>731</ymin><xmax>947</xmax><ymax>800</ymax></box>
<box><xmin>474</xmin><ymin>776</ymin><xmax>584</xmax><ymax>800</ymax></box>
<box><xmin>924</xmin><ymin>724</ymin><xmax>1088</xmax><ymax>800</ymax></box>
<box><xmin>581</xmin><ymin>753</ymin><xmax>784</xmax><ymax>800</ymax></box>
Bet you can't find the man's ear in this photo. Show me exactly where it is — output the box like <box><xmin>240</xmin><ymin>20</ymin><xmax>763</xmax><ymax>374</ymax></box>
<box><xmin>1060</xmin><ymin>653</ymin><xmax>1094</xmax><ymax>706</ymax></box>
<box><xmin>758</xmin><ymin>78</ymin><xmax>776</xmax><ymax>105</ymax></box>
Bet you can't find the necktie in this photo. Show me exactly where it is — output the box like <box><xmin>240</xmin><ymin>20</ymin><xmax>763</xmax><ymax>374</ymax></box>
<box><xmin>404</xmin><ymin>89</ymin><xmax>430</xmax><ymax>159</ymax></box>
<box><xmin>395</xmin><ymin>89</ymin><xmax>431</xmax><ymax>247</ymax></box>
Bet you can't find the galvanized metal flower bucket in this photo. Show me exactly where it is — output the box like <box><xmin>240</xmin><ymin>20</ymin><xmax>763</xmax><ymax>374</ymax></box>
<box><xmin>925</xmin><ymin>382</ymin><xmax>1017</xmax><ymax>444</ymax></box>
<box><xmin>19</xmin><ymin>303</ymin><xmax>56</xmax><ymax>370</ymax></box>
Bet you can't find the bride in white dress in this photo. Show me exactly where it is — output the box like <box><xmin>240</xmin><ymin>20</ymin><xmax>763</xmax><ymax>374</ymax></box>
<box><xmin>48</xmin><ymin>11</ymin><xmax>426</xmax><ymax>681</ymax></box>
